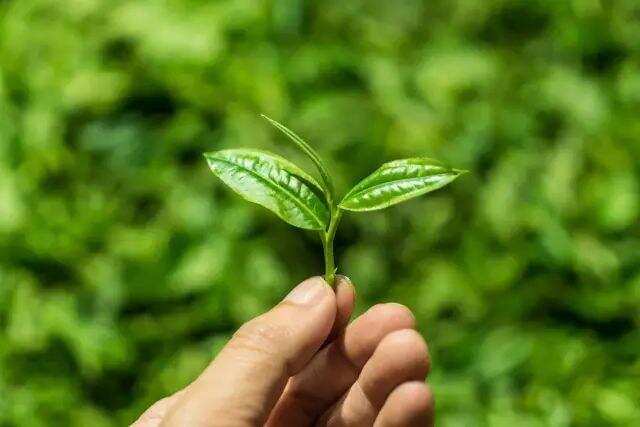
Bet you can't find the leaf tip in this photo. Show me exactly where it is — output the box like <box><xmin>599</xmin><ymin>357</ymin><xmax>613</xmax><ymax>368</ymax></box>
<box><xmin>203</xmin><ymin>151</ymin><xmax>218</xmax><ymax>162</ymax></box>
<box><xmin>259</xmin><ymin>113</ymin><xmax>275</xmax><ymax>124</ymax></box>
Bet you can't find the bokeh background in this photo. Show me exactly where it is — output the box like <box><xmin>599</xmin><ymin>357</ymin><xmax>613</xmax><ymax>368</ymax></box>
<box><xmin>1</xmin><ymin>0</ymin><xmax>639</xmax><ymax>425</ymax></box>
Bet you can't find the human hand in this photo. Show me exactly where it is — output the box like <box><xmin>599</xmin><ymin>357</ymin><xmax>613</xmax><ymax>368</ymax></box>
<box><xmin>133</xmin><ymin>276</ymin><xmax>433</xmax><ymax>426</ymax></box>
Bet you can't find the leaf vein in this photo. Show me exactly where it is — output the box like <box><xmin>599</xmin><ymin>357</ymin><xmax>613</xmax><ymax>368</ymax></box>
<box><xmin>211</xmin><ymin>155</ymin><xmax>327</xmax><ymax>228</ymax></box>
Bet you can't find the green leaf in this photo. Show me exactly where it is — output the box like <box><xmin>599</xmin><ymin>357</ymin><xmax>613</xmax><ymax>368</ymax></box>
<box><xmin>260</xmin><ymin>114</ymin><xmax>336</xmax><ymax>203</ymax></box>
<box><xmin>204</xmin><ymin>149</ymin><xmax>330</xmax><ymax>230</ymax></box>
<box><xmin>339</xmin><ymin>158</ymin><xmax>466</xmax><ymax>212</ymax></box>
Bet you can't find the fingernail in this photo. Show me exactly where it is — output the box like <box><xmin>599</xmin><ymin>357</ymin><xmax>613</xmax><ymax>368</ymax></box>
<box><xmin>335</xmin><ymin>275</ymin><xmax>356</xmax><ymax>300</ymax></box>
<box><xmin>335</xmin><ymin>274</ymin><xmax>352</xmax><ymax>285</ymax></box>
<box><xmin>285</xmin><ymin>277</ymin><xmax>328</xmax><ymax>305</ymax></box>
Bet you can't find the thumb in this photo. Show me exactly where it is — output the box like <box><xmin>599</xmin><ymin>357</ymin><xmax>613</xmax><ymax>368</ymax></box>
<box><xmin>161</xmin><ymin>277</ymin><xmax>337</xmax><ymax>426</ymax></box>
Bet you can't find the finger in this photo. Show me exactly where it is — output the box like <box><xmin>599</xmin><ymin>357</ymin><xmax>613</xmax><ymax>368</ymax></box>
<box><xmin>374</xmin><ymin>382</ymin><xmax>435</xmax><ymax>427</ymax></box>
<box><xmin>266</xmin><ymin>303</ymin><xmax>416</xmax><ymax>426</ymax></box>
<box><xmin>161</xmin><ymin>277</ymin><xmax>337</xmax><ymax>427</ymax></box>
<box><xmin>319</xmin><ymin>329</ymin><xmax>430</xmax><ymax>426</ymax></box>
<box><xmin>131</xmin><ymin>390</ymin><xmax>186</xmax><ymax>427</ymax></box>
<box><xmin>326</xmin><ymin>276</ymin><xmax>356</xmax><ymax>342</ymax></box>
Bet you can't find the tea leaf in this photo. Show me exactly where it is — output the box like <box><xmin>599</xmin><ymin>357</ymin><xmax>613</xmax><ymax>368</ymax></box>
<box><xmin>205</xmin><ymin>149</ymin><xmax>330</xmax><ymax>229</ymax></box>
<box><xmin>339</xmin><ymin>158</ymin><xmax>465</xmax><ymax>211</ymax></box>
<box><xmin>261</xmin><ymin>114</ymin><xmax>335</xmax><ymax>202</ymax></box>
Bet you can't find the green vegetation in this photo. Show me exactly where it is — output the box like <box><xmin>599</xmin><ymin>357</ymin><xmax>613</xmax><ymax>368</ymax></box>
<box><xmin>206</xmin><ymin>116</ymin><xmax>464</xmax><ymax>285</ymax></box>
<box><xmin>1</xmin><ymin>0</ymin><xmax>639</xmax><ymax>426</ymax></box>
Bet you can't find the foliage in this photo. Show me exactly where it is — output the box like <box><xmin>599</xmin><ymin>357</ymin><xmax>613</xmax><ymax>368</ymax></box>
<box><xmin>1</xmin><ymin>0</ymin><xmax>639</xmax><ymax>426</ymax></box>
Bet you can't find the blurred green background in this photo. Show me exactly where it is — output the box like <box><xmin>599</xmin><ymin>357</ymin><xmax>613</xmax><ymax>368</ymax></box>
<box><xmin>1</xmin><ymin>0</ymin><xmax>639</xmax><ymax>425</ymax></box>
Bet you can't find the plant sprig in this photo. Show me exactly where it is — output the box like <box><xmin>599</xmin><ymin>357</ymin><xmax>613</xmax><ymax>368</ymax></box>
<box><xmin>204</xmin><ymin>116</ymin><xmax>467</xmax><ymax>287</ymax></box>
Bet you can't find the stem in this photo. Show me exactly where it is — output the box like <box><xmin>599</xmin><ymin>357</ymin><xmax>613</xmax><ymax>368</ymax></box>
<box><xmin>322</xmin><ymin>208</ymin><xmax>342</xmax><ymax>287</ymax></box>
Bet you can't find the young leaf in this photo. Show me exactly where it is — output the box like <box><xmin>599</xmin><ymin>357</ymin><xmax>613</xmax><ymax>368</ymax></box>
<box><xmin>205</xmin><ymin>149</ymin><xmax>330</xmax><ymax>230</ymax></box>
<box><xmin>339</xmin><ymin>158</ymin><xmax>465</xmax><ymax>212</ymax></box>
<box><xmin>260</xmin><ymin>114</ymin><xmax>336</xmax><ymax>203</ymax></box>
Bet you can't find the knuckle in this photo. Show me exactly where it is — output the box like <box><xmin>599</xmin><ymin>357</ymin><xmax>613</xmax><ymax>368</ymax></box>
<box><xmin>401</xmin><ymin>381</ymin><xmax>434</xmax><ymax>411</ymax></box>
<box><xmin>384</xmin><ymin>328</ymin><xmax>426</xmax><ymax>350</ymax></box>
<box><xmin>231</xmin><ymin>317</ymin><xmax>292</xmax><ymax>359</ymax></box>
<box><xmin>382</xmin><ymin>329</ymin><xmax>431</xmax><ymax>373</ymax></box>
<box><xmin>370</xmin><ymin>302</ymin><xmax>416</xmax><ymax>328</ymax></box>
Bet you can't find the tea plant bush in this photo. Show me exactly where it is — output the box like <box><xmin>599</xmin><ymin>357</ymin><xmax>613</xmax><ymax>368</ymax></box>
<box><xmin>0</xmin><ymin>0</ymin><xmax>639</xmax><ymax>426</ymax></box>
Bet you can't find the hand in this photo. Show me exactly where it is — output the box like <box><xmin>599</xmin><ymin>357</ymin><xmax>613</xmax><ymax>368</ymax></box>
<box><xmin>133</xmin><ymin>276</ymin><xmax>434</xmax><ymax>427</ymax></box>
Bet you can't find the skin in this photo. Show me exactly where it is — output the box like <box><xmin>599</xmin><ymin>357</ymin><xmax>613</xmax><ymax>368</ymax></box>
<box><xmin>132</xmin><ymin>276</ymin><xmax>434</xmax><ymax>427</ymax></box>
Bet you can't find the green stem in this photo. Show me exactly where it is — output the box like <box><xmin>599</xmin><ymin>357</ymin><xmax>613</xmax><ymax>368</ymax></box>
<box><xmin>322</xmin><ymin>208</ymin><xmax>342</xmax><ymax>287</ymax></box>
